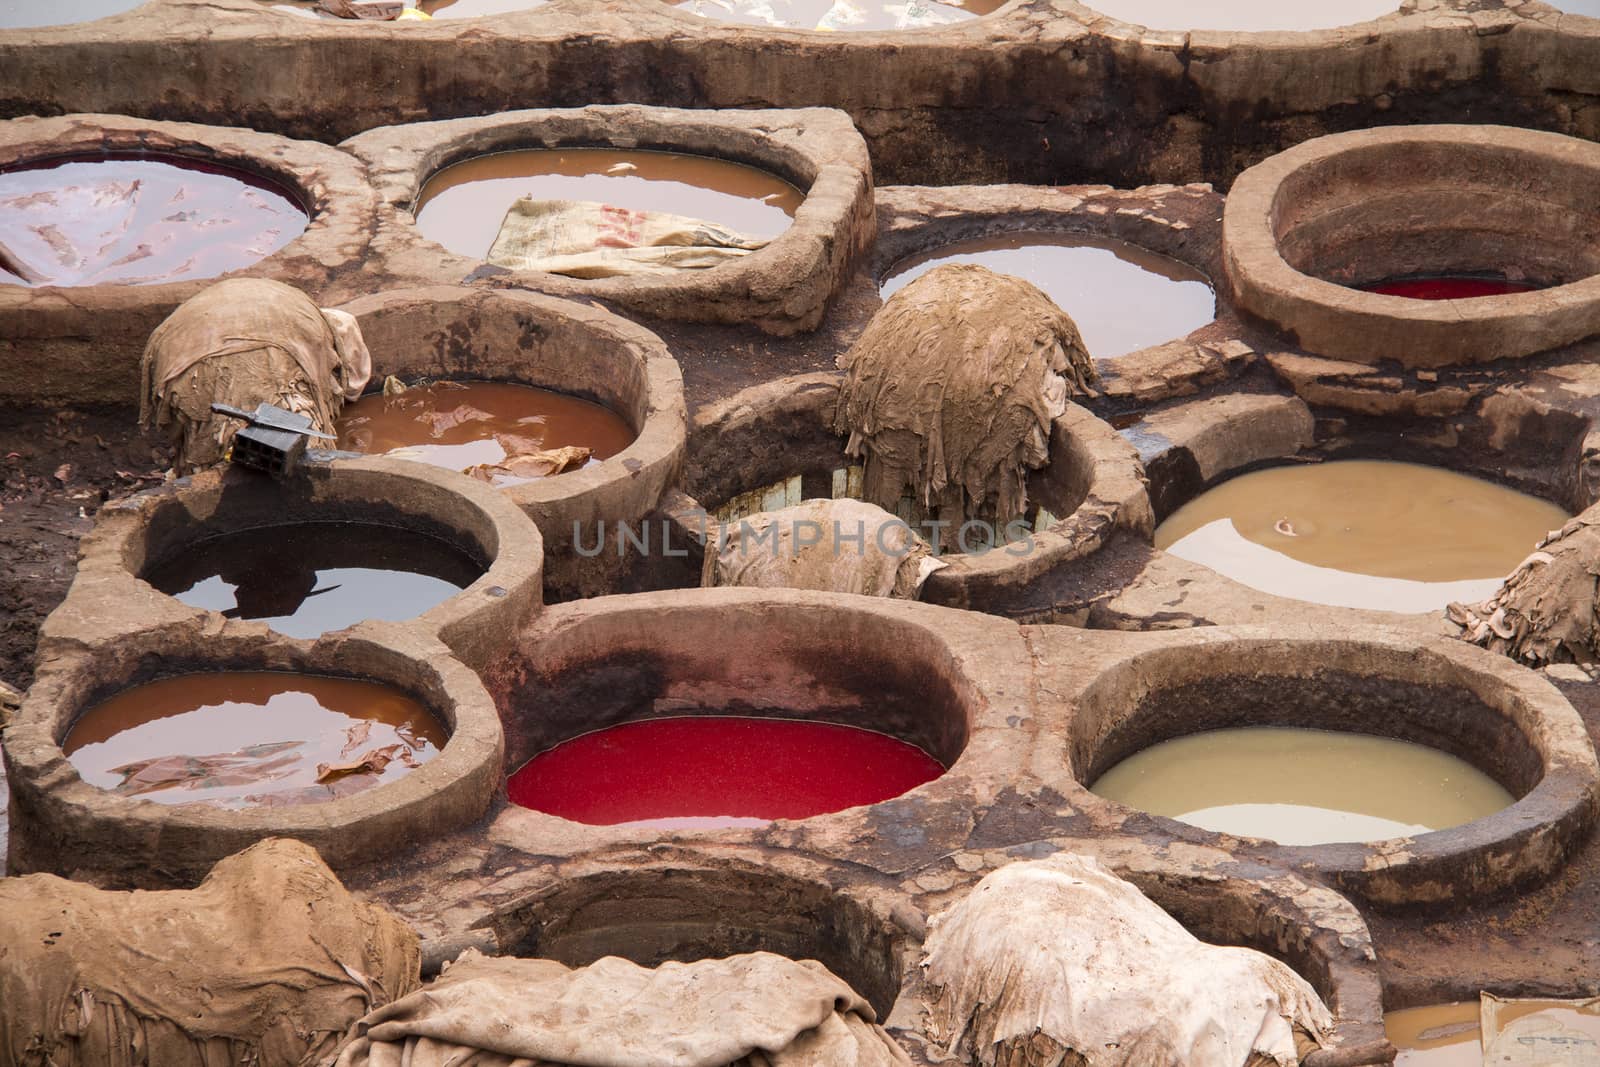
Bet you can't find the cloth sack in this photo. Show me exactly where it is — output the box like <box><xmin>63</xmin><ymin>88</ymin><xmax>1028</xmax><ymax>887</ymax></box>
<box><xmin>328</xmin><ymin>949</ymin><xmax>911</xmax><ymax>1067</ymax></box>
<box><xmin>833</xmin><ymin>263</ymin><xmax>1094</xmax><ymax>530</ymax></box>
<box><xmin>921</xmin><ymin>853</ymin><xmax>1331</xmax><ymax>1067</ymax></box>
<box><xmin>702</xmin><ymin>497</ymin><xmax>944</xmax><ymax>598</ymax></box>
<box><xmin>140</xmin><ymin>277</ymin><xmax>372</xmax><ymax>472</ymax></box>
<box><xmin>0</xmin><ymin>838</ymin><xmax>420</xmax><ymax>1067</ymax></box>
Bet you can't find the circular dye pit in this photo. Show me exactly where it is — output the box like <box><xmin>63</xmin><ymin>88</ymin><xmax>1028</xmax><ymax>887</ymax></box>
<box><xmin>337</xmin><ymin>380</ymin><xmax>635</xmax><ymax>485</ymax></box>
<box><xmin>0</xmin><ymin>0</ymin><xmax>146</xmax><ymax>28</ymax></box>
<box><xmin>413</xmin><ymin>148</ymin><xmax>803</xmax><ymax>261</ymax></box>
<box><xmin>668</xmin><ymin>0</ymin><xmax>1003</xmax><ymax>31</ymax></box>
<box><xmin>144</xmin><ymin>521</ymin><xmax>484</xmax><ymax>638</ymax></box>
<box><xmin>0</xmin><ymin>155</ymin><xmax>306</xmax><ymax>286</ymax></box>
<box><xmin>1359</xmin><ymin>275</ymin><xmax>1543</xmax><ymax>300</ymax></box>
<box><xmin>507</xmin><ymin>715</ymin><xmax>946</xmax><ymax>827</ymax></box>
<box><xmin>1154</xmin><ymin>460</ymin><xmax>1568</xmax><ymax>613</ymax></box>
<box><xmin>880</xmin><ymin>233</ymin><xmax>1214</xmax><ymax>359</ymax></box>
<box><xmin>63</xmin><ymin>672</ymin><xmax>447</xmax><ymax>809</ymax></box>
<box><xmin>1092</xmin><ymin>726</ymin><xmax>1514</xmax><ymax>845</ymax></box>
<box><xmin>1081</xmin><ymin>0</ymin><xmax>1398</xmax><ymax>32</ymax></box>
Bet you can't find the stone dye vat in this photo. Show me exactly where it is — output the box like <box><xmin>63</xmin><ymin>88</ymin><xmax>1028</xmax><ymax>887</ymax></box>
<box><xmin>1079</xmin><ymin>0</ymin><xmax>1399</xmax><ymax>32</ymax></box>
<box><xmin>63</xmin><ymin>671</ymin><xmax>447</xmax><ymax>808</ymax></box>
<box><xmin>4</xmin><ymin>629</ymin><xmax>504</xmax><ymax>884</ymax></box>
<box><xmin>1224</xmin><ymin>125</ymin><xmax>1600</xmax><ymax>366</ymax></box>
<box><xmin>1153</xmin><ymin>460</ymin><xmax>1569</xmax><ymax>615</ymax></box>
<box><xmin>507</xmin><ymin>716</ymin><xmax>944</xmax><ymax>826</ymax></box>
<box><xmin>143</xmin><ymin>520</ymin><xmax>485</xmax><ymax>639</ymax></box>
<box><xmin>0</xmin><ymin>154</ymin><xmax>306</xmax><ymax>287</ymax></box>
<box><xmin>1067</xmin><ymin>629</ymin><xmax>1600</xmax><ymax>906</ymax></box>
<box><xmin>1092</xmin><ymin>726</ymin><xmax>1514</xmax><ymax>845</ymax></box>
<box><xmin>329</xmin><ymin>286</ymin><xmax>685</xmax><ymax>599</ymax></box>
<box><xmin>668</xmin><ymin>0</ymin><xmax>1006</xmax><ymax>33</ymax></box>
<box><xmin>341</xmin><ymin>106</ymin><xmax>874</xmax><ymax>333</ymax></box>
<box><xmin>0</xmin><ymin>114</ymin><xmax>375</xmax><ymax>409</ymax></box>
<box><xmin>879</xmin><ymin>232</ymin><xmax>1214</xmax><ymax>360</ymax></box>
<box><xmin>413</xmin><ymin>148</ymin><xmax>802</xmax><ymax>262</ymax></box>
<box><xmin>680</xmin><ymin>374</ymin><xmax>1151</xmax><ymax>614</ymax></box>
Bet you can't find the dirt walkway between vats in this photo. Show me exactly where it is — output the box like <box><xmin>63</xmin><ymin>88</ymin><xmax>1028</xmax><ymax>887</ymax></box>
<box><xmin>0</xmin><ymin>406</ymin><xmax>169</xmax><ymax>691</ymax></box>
<box><xmin>1365</xmin><ymin>672</ymin><xmax>1600</xmax><ymax>1007</ymax></box>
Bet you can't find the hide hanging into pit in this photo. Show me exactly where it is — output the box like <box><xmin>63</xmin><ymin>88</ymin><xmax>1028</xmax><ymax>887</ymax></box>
<box><xmin>920</xmin><ymin>853</ymin><xmax>1331</xmax><ymax>1067</ymax></box>
<box><xmin>1449</xmin><ymin>506</ymin><xmax>1600</xmax><ymax>666</ymax></box>
<box><xmin>702</xmin><ymin>497</ymin><xmax>946</xmax><ymax>599</ymax></box>
<box><xmin>327</xmin><ymin>949</ymin><xmax>912</xmax><ymax>1067</ymax></box>
<box><xmin>833</xmin><ymin>263</ymin><xmax>1095</xmax><ymax>530</ymax></box>
<box><xmin>139</xmin><ymin>277</ymin><xmax>372</xmax><ymax>473</ymax></box>
<box><xmin>0</xmin><ymin>838</ymin><xmax>420</xmax><ymax>1067</ymax></box>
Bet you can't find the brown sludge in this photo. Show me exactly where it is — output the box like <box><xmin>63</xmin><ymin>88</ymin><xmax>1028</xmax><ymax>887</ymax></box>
<box><xmin>413</xmin><ymin>148</ymin><xmax>803</xmax><ymax>259</ymax></box>
<box><xmin>0</xmin><ymin>838</ymin><xmax>420</xmax><ymax>1067</ymax></box>
<box><xmin>336</xmin><ymin>380</ymin><xmax>634</xmax><ymax>485</ymax></box>
<box><xmin>63</xmin><ymin>672</ymin><xmax>448</xmax><ymax>809</ymax></box>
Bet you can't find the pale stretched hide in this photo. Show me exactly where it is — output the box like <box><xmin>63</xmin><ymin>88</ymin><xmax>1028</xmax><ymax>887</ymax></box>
<box><xmin>0</xmin><ymin>838</ymin><xmax>420</xmax><ymax>1067</ymax></box>
<box><xmin>487</xmin><ymin>199</ymin><xmax>768</xmax><ymax>278</ymax></box>
<box><xmin>329</xmin><ymin>950</ymin><xmax>911</xmax><ymax>1067</ymax></box>
<box><xmin>921</xmin><ymin>854</ymin><xmax>1331</xmax><ymax>1067</ymax></box>
<box><xmin>140</xmin><ymin>277</ymin><xmax>372</xmax><ymax>473</ymax></box>
<box><xmin>703</xmin><ymin>497</ymin><xmax>945</xmax><ymax>599</ymax></box>
<box><xmin>833</xmin><ymin>264</ymin><xmax>1094</xmax><ymax>530</ymax></box>
<box><xmin>1449</xmin><ymin>508</ymin><xmax>1600</xmax><ymax>666</ymax></box>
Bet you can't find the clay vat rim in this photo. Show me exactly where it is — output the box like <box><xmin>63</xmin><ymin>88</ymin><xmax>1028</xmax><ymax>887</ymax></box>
<box><xmin>0</xmin><ymin>113</ymin><xmax>371</xmax><ymax>305</ymax></box>
<box><xmin>61</xmin><ymin>455</ymin><xmax>543</xmax><ymax>671</ymax></box>
<box><xmin>1062</xmin><ymin>627</ymin><xmax>1600</xmax><ymax>905</ymax></box>
<box><xmin>327</xmin><ymin>285</ymin><xmax>688</xmax><ymax>528</ymax></box>
<box><xmin>681</xmin><ymin>372</ymin><xmax>1154</xmax><ymax>592</ymax></box>
<box><xmin>337</xmin><ymin>104</ymin><xmax>873</xmax><ymax>332</ymax></box>
<box><xmin>478</xmin><ymin>848</ymin><xmax>916</xmax><ymax>1020</ymax></box>
<box><xmin>481</xmin><ymin>587</ymin><xmax>1041</xmax><ymax>849</ymax></box>
<box><xmin>3</xmin><ymin>624</ymin><xmax>504</xmax><ymax>874</ymax></box>
<box><xmin>1223</xmin><ymin>124</ymin><xmax>1600</xmax><ymax>367</ymax></box>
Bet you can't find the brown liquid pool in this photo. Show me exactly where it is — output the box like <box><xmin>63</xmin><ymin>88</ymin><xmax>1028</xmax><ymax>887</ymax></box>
<box><xmin>0</xmin><ymin>155</ymin><xmax>306</xmax><ymax>287</ymax></box>
<box><xmin>1092</xmin><ymin>727</ymin><xmax>1514</xmax><ymax>846</ymax></box>
<box><xmin>1081</xmin><ymin>0</ymin><xmax>1399</xmax><ymax>32</ymax></box>
<box><xmin>0</xmin><ymin>0</ymin><xmax>146</xmax><ymax>28</ymax></box>
<box><xmin>413</xmin><ymin>148</ymin><xmax>804</xmax><ymax>260</ymax></box>
<box><xmin>336</xmin><ymin>380</ymin><xmax>635</xmax><ymax>484</ymax></box>
<box><xmin>144</xmin><ymin>521</ymin><xmax>484</xmax><ymax>639</ymax></box>
<box><xmin>64</xmin><ymin>672</ymin><xmax>447</xmax><ymax>809</ymax></box>
<box><xmin>880</xmin><ymin>233</ymin><xmax>1215</xmax><ymax>359</ymax></box>
<box><xmin>1386</xmin><ymin>999</ymin><xmax>1600</xmax><ymax>1065</ymax></box>
<box><xmin>1154</xmin><ymin>460</ymin><xmax>1568</xmax><ymax>614</ymax></box>
<box><xmin>667</xmin><ymin>0</ymin><xmax>1005</xmax><ymax>31</ymax></box>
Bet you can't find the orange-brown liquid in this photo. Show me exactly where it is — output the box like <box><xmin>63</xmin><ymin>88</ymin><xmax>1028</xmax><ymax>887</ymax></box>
<box><xmin>669</xmin><ymin>0</ymin><xmax>1007</xmax><ymax>31</ymax></box>
<box><xmin>0</xmin><ymin>155</ymin><xmax>305</xmax><ymax>287</ymax></box>
<box><xmin>414</xmin><ymin>148</ymin><xmax>804</xmax><ymax>259</ymax></box>
<box><xmin>336</xmin><ymin>380</ymin><xmax>635</xmax><ymax>484</ymax></box>
<box><xmin>64</xmin><ymin>672</ymin><xmax>447</xmax><ymax>809</ymax></box>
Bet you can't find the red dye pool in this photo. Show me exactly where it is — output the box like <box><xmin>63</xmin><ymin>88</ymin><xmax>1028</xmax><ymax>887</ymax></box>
<box><xmin>506</xmin><ymin>715</ymin><xmax>946</xmax><ymax>826</ymax></box>
<box><xmin>1359</xmin><ymin>276</ymin><xmax>1541</xmax><ymax>300</ymax></box>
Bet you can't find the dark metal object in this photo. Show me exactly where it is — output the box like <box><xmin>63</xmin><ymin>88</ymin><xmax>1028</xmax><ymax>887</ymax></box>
<box><xmin>210</xmin><ymin>402</ymin><xmax>335</xmax><ymax>478</ymax></box>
